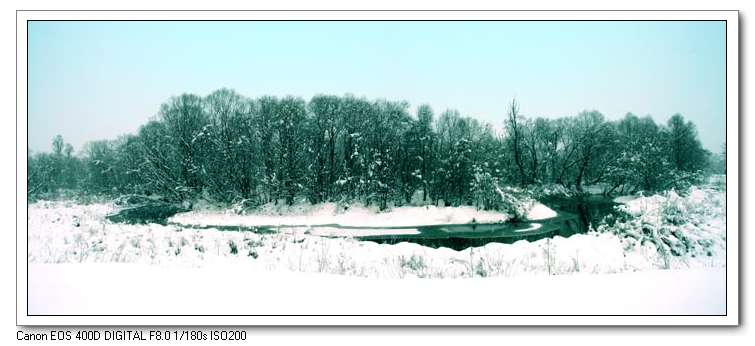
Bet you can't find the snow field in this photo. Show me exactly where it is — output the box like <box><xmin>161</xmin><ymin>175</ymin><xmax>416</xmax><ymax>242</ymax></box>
<box><xmin>28</xmin><ymin>263</ymin><xmax>726</xmax><ymax>316</ymax></box>
<box><xmin>27</xmin><ymin>185</ymin><xmax>725</xmax><ymax>279</ymax></box>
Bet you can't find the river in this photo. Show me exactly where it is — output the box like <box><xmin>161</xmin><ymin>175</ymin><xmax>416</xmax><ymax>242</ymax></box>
<box><xmin>108</xmin><ymin>196</ymin><xmax>621</xmax><ymax>251</ymax></box>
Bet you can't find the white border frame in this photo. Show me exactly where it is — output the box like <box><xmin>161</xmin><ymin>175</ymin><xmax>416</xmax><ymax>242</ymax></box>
<box><xmin>16</xmin><ymin>10</ymin><xmax>739</xmax><ymax>326</ymax></box>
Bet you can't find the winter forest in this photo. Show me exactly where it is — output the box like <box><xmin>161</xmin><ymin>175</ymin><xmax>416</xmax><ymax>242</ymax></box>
<box><xmin>27</xmin><ymin>86</ymin><xmax>728</xmax><ymax>298</ymax></box>
<box><xmin>27</xmin><ymin>89</ymin><xmax>724</xmax><ymax>210</ymax></box>
<box><xmin>23</xmin><ymin>16</ymin><xmax>734</xmax><ymax>319</ymax></box>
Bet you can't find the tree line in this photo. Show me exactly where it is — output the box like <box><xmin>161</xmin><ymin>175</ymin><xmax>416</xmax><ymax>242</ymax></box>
<box><xmin>27</xmin><ymin>89</ymin><xmax>724</xmax><ymax>209</ymax></box>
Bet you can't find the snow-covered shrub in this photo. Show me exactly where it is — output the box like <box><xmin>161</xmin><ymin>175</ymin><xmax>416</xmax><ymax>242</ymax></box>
<box><xmin>470</xmin><ymin>166</ymin><xmax>537</xmax><ymax>221</ymax></box>
<box><xmin>474</xmin><ymin>257</ymin><xmax>490</xmax><ymax>277</ymax></box>
<box><xmin>399</xmin><ymin>254</ymin><xmax>429</xmax><ymax>278</ymax></box>
<box><xmin>527</xmin><ymin>184</ymin><xmax>574</xmax><ymax>199</ymax></box>
<box><xmin>470</xmin><ymin>168</ymin><xmax>499</xmax><ymax>210</ymax></box>
<box><xmin>708</xmin><ymin>174</ymin><xmax>726</xmax><ymax>191</ymax></box>
<box><xmin>596</xmin><ymin>187</ymin><xmax>725</xmax><ymax>260</ymax></box>
<box><xmin>663</xmin><ymin>170</ymin><xmax>706</xmax><ymax>192</ymax></box>
<box><xmin>114</xmin><ymin>194</ymin><xmax>158</xmax><ymax>206</ymax></box>
<box><xmin>230</xmin><ymin>198</ymin><xmax>258</xmax><ymax>215</ymax></box>
<box><xmin>256</xmin><ymin>199</ymin><xmax>317</xmax><ymax>216</ymax></box>
<box><xmin>494</xmin><ymin>185</ymin><xmax>536</xmax><ymax>221</ymax></box>
<box><xmin>400</xmin><ymin>254</ymin><xmax>426</xmax><ymax>272</ymax></box>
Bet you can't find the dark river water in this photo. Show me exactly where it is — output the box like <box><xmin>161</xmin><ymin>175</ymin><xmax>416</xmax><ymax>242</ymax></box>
<box><xmin>540</xmin><ymin>195</ymin><xmax>621</xmax><ymax>232</ymax></box>
<box><xmin>109</xmin><ymin>196</ymin><xmax>621</xmax><ymax>251</ymax></box>
<box><xmin>356</xmin><ymin>196</ymin><xmax>620</xmax><ymax>250</ymax></box>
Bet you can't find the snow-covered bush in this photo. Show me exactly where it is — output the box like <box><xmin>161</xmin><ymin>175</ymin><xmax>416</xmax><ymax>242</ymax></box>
<box><xmin>663</xmin><ymin>170</ymin><xmax>706</xmax><ymax>192</ymax></box>
<box><xmin>470</xmin><ymin>166</ymin><xmax>538</xmax><ymax>221</ymax></box>
<box><xmin>230</xmin><ymin>198</ymin><xmax>258</xmax><ymax>215</ymax></box>
<box><xmin>494</xmin><ymin>185</ymin><xmax>536</xmax><ymax>221</ymax></box>
<box><xmin>708</xmin><ymin>174</ymin><xmax>726</xmax><ymax>191</ymax></box>
<box><xmin>470</xmin><ymin>168</ymin><xmax>499</xmax><ymax>210</ymax></box>
<box><xmin>596</xmin><ymin>187</ymin><xmax>725</xmax><ymax>259</ymax></box>
<box><xmin>527</xmin><ymin>183</ymin><xmax>574</xmax><ymax>199</ymax></box>
<box><xmin>400</xmin><ymin>254</ymin><xmax>426</xmax><ymax>272</ymax></box>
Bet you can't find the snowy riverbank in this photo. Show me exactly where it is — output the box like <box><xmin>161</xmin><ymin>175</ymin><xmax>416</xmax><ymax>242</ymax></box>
<box><xmin>27</xmin><ymin>185</ymin><xmax>724</xmax><ymax>279</ymax></box>
<box><xmin>168</xmin><ymin>201</ymin><xmax>557</xmax><ymax>229</ymax></box>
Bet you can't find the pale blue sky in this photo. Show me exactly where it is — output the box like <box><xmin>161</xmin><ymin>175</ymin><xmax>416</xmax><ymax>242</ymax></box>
<box><xmin>28</xmin><ymin>20</ymin><xmax>726</xmax><ymax>153</ymax></box>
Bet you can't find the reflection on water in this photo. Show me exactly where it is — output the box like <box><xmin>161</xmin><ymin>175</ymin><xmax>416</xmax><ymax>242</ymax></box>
<box><xmin>540</xmin><ymin>195</ymin><xmax>620</xmax><ymax>231</ymax></box>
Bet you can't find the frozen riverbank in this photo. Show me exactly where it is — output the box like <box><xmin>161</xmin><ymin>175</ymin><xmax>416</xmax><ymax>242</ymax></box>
<box><xmin>27</xmin><ymin>185</ymin><xmax>725</xmax><ymax>279</ymax></box>
<box><xmin>168</xmin><ymin>201</ymin><xmax>557</xmax><ymax>230</ymax></box>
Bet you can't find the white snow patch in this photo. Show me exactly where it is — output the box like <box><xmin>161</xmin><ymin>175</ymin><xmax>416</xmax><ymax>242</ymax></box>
<box><xmin>526</xmin><ymin>203</ymin><xmax>557</xmax><ymax>220</ymax></box>
<box><xmin>689</xmin><ymin>188</ymin><xmax>706</xmax><ymax>204</ymax></box>
<box><xmin>514</xmin><ymin>223</ymin><xmax>542</xmax><ymax>233</ymax></box>
<box><xmin>170</xmin><ymin>203</ymin><xmax>509</xmax><ymax>228</ymax></box>
<box><xmin>307</xmin><ymin>227</ymin><xmax>420</xmax><ymax>237</ymax></box>
<box><xmin>612</xmin><ymin>195</ymin><xmax>638</xmax><ymax>204</ymax></box>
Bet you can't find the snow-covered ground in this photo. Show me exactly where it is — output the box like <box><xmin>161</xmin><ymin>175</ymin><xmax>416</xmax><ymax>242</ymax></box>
<box><xmin>168</xmin><ymin>201</ymin><xmax>557</xmax><ymax>230</ymax></box>
<box><xmin>25</xmin><ymin>186</ymin><xmax>727</xmax><ymax>317</ymax></box>
<box><xmin>28</xmin><ymin>263</ymin><xmax>725</xmax><ymax>316</ymax></box>
<box><xmin>27</xmin><ymin>185</ymin><xmax>724</xmax><ymax>279</ymax></box>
